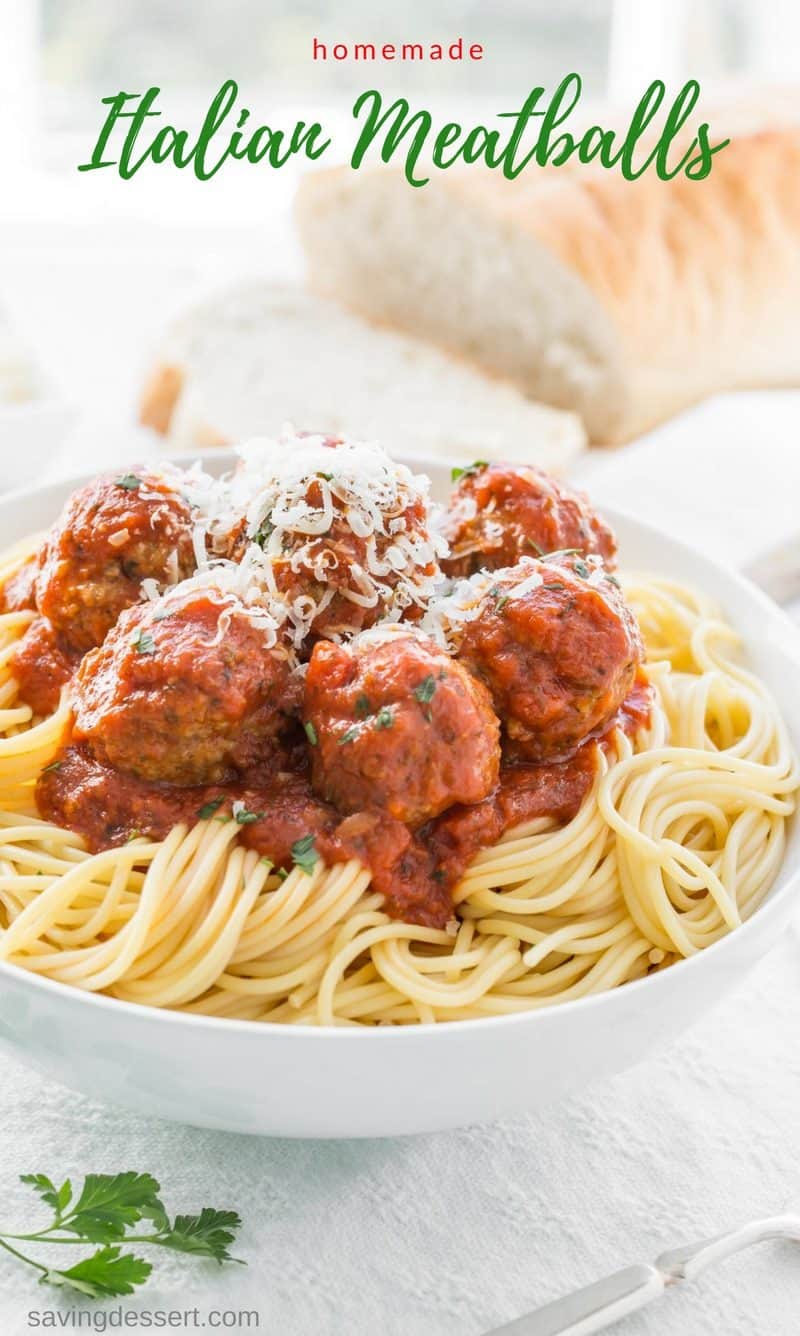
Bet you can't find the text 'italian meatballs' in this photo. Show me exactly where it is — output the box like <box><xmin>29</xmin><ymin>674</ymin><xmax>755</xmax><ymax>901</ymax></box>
<box><xmin>304</xmin><ymin>626</ymin><xmax>501</xmax><ymax>825</ymax></box>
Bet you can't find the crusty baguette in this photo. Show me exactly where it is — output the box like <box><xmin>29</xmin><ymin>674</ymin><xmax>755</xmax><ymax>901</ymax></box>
<box><xmin>295</xmin><ymin>128</ymin><xmax>800</xmax><ymax>442</ymax></box>
<box><xmin>138</xmin><ymin>281</ymin><xmax>585</xmax><ymax>472</ymax></box>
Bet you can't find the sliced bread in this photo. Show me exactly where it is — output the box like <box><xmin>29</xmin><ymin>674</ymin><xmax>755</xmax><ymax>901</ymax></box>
<box><xmin>139</xmin><ymin>281</ymin><xmax>585</xmax><ymax>472</ymax></box>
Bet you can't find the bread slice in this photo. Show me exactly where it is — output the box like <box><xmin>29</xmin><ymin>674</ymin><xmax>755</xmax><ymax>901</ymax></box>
<box><xmin>139</xmin><ymin>281</ymin><xmax>585</xmax><ymax>471</ymax></box>
<box><xmin>295</xmin><ymin>128</ymin><xmax>800</xmax><ymax>442</ymax></box>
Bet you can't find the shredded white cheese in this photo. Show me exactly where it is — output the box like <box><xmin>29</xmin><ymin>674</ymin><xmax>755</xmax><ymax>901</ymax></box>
<box><xmin>132</xmin><ymin>429</ymin><xmax>452</xmax><ymax>654</ymax></box>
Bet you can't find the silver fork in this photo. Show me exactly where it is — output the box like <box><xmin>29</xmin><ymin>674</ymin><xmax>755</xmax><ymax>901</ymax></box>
<box><xmin>483</xmin><ymin>1202</ymin><xmax>800</xmax><ymax>1335</ymax></box>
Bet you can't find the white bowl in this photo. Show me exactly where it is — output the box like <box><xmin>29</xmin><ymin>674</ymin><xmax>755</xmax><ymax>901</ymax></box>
<box><xmin>0</xmin><ymin>400</ymin><xmax>77</xmax><ymax>491</ymax></box>
<box><xmin>0</xmin><ymin>456</ymin><xmax>799</xmax><ymax>1138</ymax></box>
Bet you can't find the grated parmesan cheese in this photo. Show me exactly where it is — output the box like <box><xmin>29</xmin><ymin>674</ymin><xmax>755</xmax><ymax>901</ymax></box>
<box><xmin>131</xmin><ymin>429</ymin><xmax>453</xmax><ymax>654</ymax></box>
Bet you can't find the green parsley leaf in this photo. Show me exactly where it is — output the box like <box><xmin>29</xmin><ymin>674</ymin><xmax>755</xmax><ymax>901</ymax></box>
<box><xmin>543</xmin><ymin>547</ymin><xmax>582</xmax><ymax>561</ymax></box>
<box><xmin>160</xmin><ymin>1208</ymin><xmax>243</xmax><ymax>1265</ymax></box>
<box><xmin>318</xmin><ymin>471</ymin><xmax>334</xmax><ymax>482</ymax></box>
<box><xmin>197</xmin><ymin>797</ymin><xmax>225</xmax><ymax>820</ymax></box>
<box><xmin>276</xmin><ymin>867</ymin><xmax>288</xmax><ymax>881</ymax></box>
<box><xmin>44</xmin><ymin>1246</ymin><xmax>152</xmax><ymax>1298</ymax></box>
<box><xmin>413</xmin><ymin>676</ymin><xmax>437</xmax><ymax>706</ymax></box>
<box><xmin>20</xmin><ymin>1174</ymin><xmax>70</xmax><ymax>1218</ymax></box>
<box><xmin>354</xmin><ymin>694</ymin><xmax>371</xmax><ymax>719</ymax></box>
<box><xmin>114</xmin><ymin>474</ymin><xmax>141</xmax><ymax>491</ymax></box>
<box><xmin>131</xmin><ymin>629</ymin><xmax>156</xmax><ymax>655</ymax></box>
<box><xmin>606</xmin><ymin>573</ymin><xmax>621</xmax><ymax>588</ymax></box>
<box><xmin>543</xmin><ymin>581</ymin><xmax>566</xmax><ymax>591</ymax></box>
<box><xmin>451</xmin><ymin>460</ymin><xmax>488</xmax><ymax>483</ymax></box>
<box><xmin>60</xmin><ymin>1173</ymin><xmax>162</xmax><ymax>1244</ymax></box>
<box><xmin>291</xmin><ymin>834</ymin><xmax>318</xmax><ymax>875</ymax></box>
<box><xmin>253</xmin><ymin>515</ymin><xmax>275</xmax><ymax>548</ymax></box>
<box><xmin>41</xmin><ymin>760</ymin><xmax>61</xmax><ymax>774</ymax></box>
<box><xmin>304</xmin><ymin>720</ymin><xmax>318</xmax><ymax>746</ymax></box>
<box><xmin>233</xmin><ymin>805</ymin><xmax>262</xmax><ymax>826</ymax></box>
<box><xmin>339</xmin><ymin>727</ymin><xmax>359</xmax><ymax>745</ymax></box>
<box><xmin>573</xmin><ymin>559</ymin><xmax>590</xmax><ymax>579</ymax></box>
<box><xmin>494</xmin><ymin>592</ymin><xmax>510</xmax><ymax>611</ymax></box>
<box><xmin>375</xmin><ymin>707</ymin><xmax>394</xmax><ymax>730</ymax></box>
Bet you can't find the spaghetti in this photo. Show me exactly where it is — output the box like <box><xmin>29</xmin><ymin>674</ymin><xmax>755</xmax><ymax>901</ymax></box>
<box><xmin>0</xmin><ymin>529</ymin><xmax>795</xmax><ymax>1026</ymax></box>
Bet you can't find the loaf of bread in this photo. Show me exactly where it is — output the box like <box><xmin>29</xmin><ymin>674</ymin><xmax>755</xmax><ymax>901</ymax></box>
<box><xmin>295</xmin><ymin>128</ymin><xmax>800</xmax><ymax>443</ymax></box>
<box><xmin>139</xmin><ymin>282</ymin><xmax>585</xmax><ymax>470</ymax></box>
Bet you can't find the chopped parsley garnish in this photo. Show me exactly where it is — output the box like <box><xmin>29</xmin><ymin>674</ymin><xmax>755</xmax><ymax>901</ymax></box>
<box><xmin>339</xmin><ymin>727</ymin><xmax>359</xmax><ymax>745</ymax></box>
<box><xmin>573</xmin><ymin>558</ymin><xmax>590</xmax><ymax>579</ymax></box>
<box><xmin>114</xmin><ymin>474</ymin><xmax>141</xmax><ymax>491</ymax></box>
<box><xmin>42</xmin><ymin>760</ymin><xmax>62</xmax><ymax>774</ymax></box>
<box><xmin>276</xmin><ymin>867</ymin><xmax>288</xmax><ymax>881</ymax></box>
<box><xmin>291</xmin><ymin>834</ymin><xmax>318</xmax><ymax>875</ymax></box>
<box><xmin>543</xmin><ymin>580</ymin><xmax>566</xmax><ymax>591</ymax></box>
<box><xmin>131</xmin><ymin>629</ymin><xmax>155</xmax><ymax>655</ymax></box>
<box><xmin>492</xmin><ymin>590</ymin><xmax>510</xmax><ymax>611</ymax></box>
<box><xmin>543</xmin><ymin>547</ymin><xmax>581</xmax><ymax>561</ymax></box>
<box><xmin>318</xmin><ymin>471</ymin><xmax>334</xmax><ymax>481</ymax></box>
<box><xmin>304</xmin><ymin>720</ymin><xmax>318</xmax><ymax>746</ymax></box>
<box><xmin>233</xmin><ymin>804</ymin><xmax>262</xmax><ymax>826</ymax></box>
<box><xmin>413</xmin><ymin>676</ymin><xmax>437</xmax><ymax>706</ymax></box>
<box><xmin>354</xmin><ymin>694</ymin><xmax>371</xmax><ymax>719</ymax></box>
<box><xmin>375</xmin><ymin>707</ymin><xmax>394</xmax><ymax>730</ymax></box>
<box><xmin>526</xmin><ymin>538</ymin><xmax>545</xmax><ymax>555</ymax></box>
<box><xmin>253</xmin><ymin>516</ymin><xmax>275</xmax><ymax>548</ymax></box>
<box><xmin>451</xmin><ymin>460</ymin><xmax>488</xmax><ymax>483</ymax></box>
<box><xmin>197</xmin><ymin>797</ymin><xmax>225</xmax><ymax>820</ymax></box>
<box><xmin>606</xmin><ymin>573</ymin><xmax>621</xmax><ymax>588</ymax></box>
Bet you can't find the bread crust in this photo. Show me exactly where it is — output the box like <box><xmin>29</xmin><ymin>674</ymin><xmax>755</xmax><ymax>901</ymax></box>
<box><xmin>139</xmin><ymin>362</ymin><xmax>185</xmax><ymax>435</ymax></box>
<box><xmin>295</xmin><ymin>127</ymin><xmax>800</xmax><ymax>442</ymax></box>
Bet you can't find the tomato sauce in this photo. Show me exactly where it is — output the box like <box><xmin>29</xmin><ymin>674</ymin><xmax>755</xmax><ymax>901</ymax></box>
<box><xmin>36</xmin><ymin>672</ymin><xmax>651</xmax><ymax>931</ymax></box>
<box><xmin>12</xmin><ymin>618</ymin><xmax>81</xmax><ymax>717</ymax></box>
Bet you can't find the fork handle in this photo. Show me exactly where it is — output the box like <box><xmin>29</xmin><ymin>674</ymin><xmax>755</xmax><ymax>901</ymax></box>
<box><xmin>486</xmin><ymin>1264</ymin><xmax>665</xmax><ymax>1335</ymax></box>
<box><xmin>484</xmin><ymin>1211</ymin><xmax>800</xmax><ymax>1336</ymax></box>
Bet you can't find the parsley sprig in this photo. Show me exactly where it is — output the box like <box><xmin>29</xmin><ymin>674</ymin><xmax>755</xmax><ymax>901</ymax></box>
<box><xmin>0</xmin><ymin>1172</ymin><xmax>244</xmax><ymax>1299</ymax></box>
<box><xmin>450</xmin><ymin>460</ymin><xmax>488</xmax><ymax>482</ymax></box>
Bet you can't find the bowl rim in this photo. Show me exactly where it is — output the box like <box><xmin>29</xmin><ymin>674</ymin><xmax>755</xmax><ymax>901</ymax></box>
<box><xmin>0</xmin><ymin>454</ymin><xmax>798</xmax><ymax>1040</ymax></box>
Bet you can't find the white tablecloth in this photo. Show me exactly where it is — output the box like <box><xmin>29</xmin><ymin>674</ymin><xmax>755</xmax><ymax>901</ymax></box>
<box><xmin>1</xmin><ymin>238</ymin><xmax>800</xmax><ymax>1332</ymax></box>
<box><xmin>1</xmin><ymin>933</ymin><xmax>798</xmax><ymax>1334</ymax></box>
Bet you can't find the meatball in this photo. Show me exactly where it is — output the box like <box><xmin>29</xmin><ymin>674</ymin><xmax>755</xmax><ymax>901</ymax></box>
<box><xmin>440</xmin><ymin>463</ymin><xmax>617</xmax><ymax>579</ymax></box>
<box><xmin>455</xmin><ymin>555</ymin><xmax>642</xmax><ymax>761</ymax></box>
<box><xmin>73</xmin><ymin>591</ymin><xmax>299</xmax><ymax>785</ymax></box>
<box><xmin>304</xmin><ymin>627</ymin><xmax>500</xmax><ymax>825</ymax></box>
<box><xmin>35</xmin><ymin>470</ymin><xmax>196</xmax><ymax>653</ymax></box>
<box><xmin>208</xmin><ymin>434</ymin><xmax>446</xmax><ymax>647</ymax></box>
